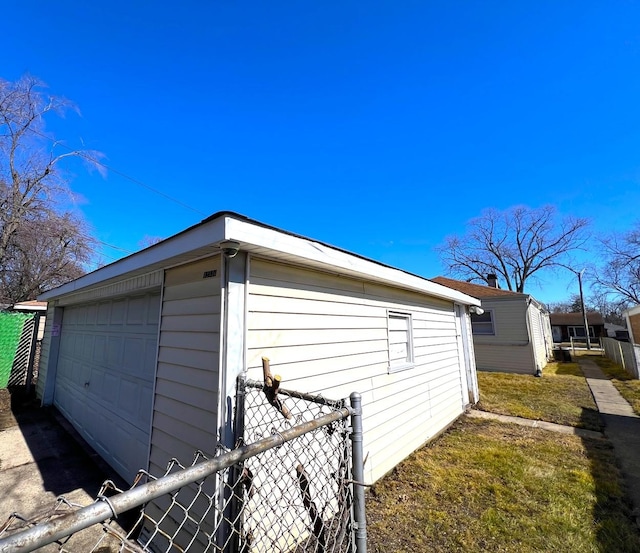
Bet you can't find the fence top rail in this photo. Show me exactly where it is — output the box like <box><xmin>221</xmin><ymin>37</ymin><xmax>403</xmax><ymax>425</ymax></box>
<box><xmin>242</xmin><ymin>377</ymin><xmax>346</xmax><ymax>408</ymax></box>
<box><xmin>0</xmin><ymin>406</ymin><xmax>352</xmax><ymax>553</ymax></box>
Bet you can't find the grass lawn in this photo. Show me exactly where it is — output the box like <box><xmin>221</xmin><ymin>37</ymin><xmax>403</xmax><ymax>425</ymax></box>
<box><xmin>588</xmin><ymin>355</ymin><xmax>640</xmax><ymax>416</ymax></box>
<box><xmin>367</xmin><ymin>417</ymin><xmax>640</xmax><ymax>553</ymax></box>
<box><xmin>476</xmin><ymin>362</ymin><xmax>602</xmax><ymax>431</ymax></box>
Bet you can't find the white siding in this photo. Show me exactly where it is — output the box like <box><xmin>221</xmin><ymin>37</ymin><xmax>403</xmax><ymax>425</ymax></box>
<box><xmin>528</xmin><ymin>303</ymin><xmax>551</xmax><ymax>373</ymax></box>
<box><xmin>149</xmin><ymin>256</ymin><xmax>222</xmax><ymax>475</ymax></box>
<box><xmin>247</xmin><ymin>258</ymin><xmax>467</xmax><ymax>484</ymax></box>
<box><xmin>36</xmin><ymin>304</ymin><xmax>56</xmax><ymax>402</ymax></box>
<box><xmin>473</xmin><ymin>297</ymin><xmax>536</xmax><ymax>374</ymax></box>
<box><xmin>475</xmin><ymin>298</ymin><xmax>529</xmax><ymax>344</ymax></box>
<box><xmin>474</xmin><ymin>344</ymin><xmax>535</xmax><ymax>375</ymax></box>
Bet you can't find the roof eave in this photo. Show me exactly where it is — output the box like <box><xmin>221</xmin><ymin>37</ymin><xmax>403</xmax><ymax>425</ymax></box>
<box><xmin>40</xmin><ymin>213</ymin><xmax>480</xmax><ymax>307</ymax></box>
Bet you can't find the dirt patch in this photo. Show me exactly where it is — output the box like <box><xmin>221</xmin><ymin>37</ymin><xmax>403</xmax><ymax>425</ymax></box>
<box><xmin>0</xmin><ymin>388</ymin><xmax>10</xmax><ymax>412</ymax></box>
<box><xmin>0</xmin><ymin>388</ymin><xmax>17</xmax><ymax>430</ymax></box>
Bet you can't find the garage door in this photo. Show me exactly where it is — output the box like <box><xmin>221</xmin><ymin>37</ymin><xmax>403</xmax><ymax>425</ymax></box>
<box><xmin>55</xmin><ymin>292</ymin><xmax>161</xmax><ymax>482</ymax></box>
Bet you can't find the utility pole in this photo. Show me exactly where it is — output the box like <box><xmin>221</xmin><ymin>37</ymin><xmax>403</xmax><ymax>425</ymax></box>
<box><xmin>577</xmin><ymin>269</ymin><xmax>591</xmax><ymax>350</ymax></box>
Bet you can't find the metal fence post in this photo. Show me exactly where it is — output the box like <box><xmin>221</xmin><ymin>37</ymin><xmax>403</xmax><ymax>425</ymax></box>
<box><xmin>219</xmin><ymin>375</ymin><xmax>247</xmax><ymax>553</ymax></box>
<box><xmin>349</xmin><ymin>392</ymin><xmax>367</xmax><ymax>553</ymax></box>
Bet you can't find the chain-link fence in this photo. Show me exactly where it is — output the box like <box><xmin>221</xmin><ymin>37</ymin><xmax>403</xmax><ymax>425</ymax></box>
<box><xmin>234</xmin><ymin>378</ymin><xmax>356</xmax><ymax>553</ymax></box>
<box><xmin>0</xmin><ymin>312</ymin><xmax>38</xmax><ymax>389</ymax></box>
<box><xmin>0</xmin><ymin>374</ymin><xmax>367</xmax><ymax>553</ymax></box>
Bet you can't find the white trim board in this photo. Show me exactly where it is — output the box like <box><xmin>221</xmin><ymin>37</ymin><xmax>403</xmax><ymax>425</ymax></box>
<box><xmin>40</xmin><ymin>212</ymin><xmax>480</xmax><ymax>308</ymax></box>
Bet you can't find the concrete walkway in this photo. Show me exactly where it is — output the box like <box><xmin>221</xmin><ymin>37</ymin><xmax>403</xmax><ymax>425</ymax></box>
<box><xmin>579</xmin><ymin>357</ymin><xmax>640</xmax><ymax>525</ymax></box>
<box><xmin>466</xmin><ymin>409</ymin><xmax>604</xmax><ymax>439</ymax></box>
<box><xmin>0</xmin><ymin>396</ymin><xmax>128</xmax><ymax>551</ymax></box>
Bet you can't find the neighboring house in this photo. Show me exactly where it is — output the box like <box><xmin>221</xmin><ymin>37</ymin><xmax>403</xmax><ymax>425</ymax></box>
<box><xmin>549</xmin><ymin>312</ymin><xmax>606</xmax><ymax>343</ymax></box>
<box><xmin>431</xmin><ymin>276</ymin><xmax>553</xmax><ymax>376</ymax></box>
<box><xmin>38</xmin><ymin>212</ymin><xmax>480</xmax><ymax>485</ymax></box>
<box><xmin>604</xmin><ymin>322</ymin><xmax>628</xmax><ymax>341</ymax></box>
<box><xmin>0</xmin><ymin>301</ymin><xmax>47</xmax><ymax>389</ymax></box>
<box><xmin>11</xmin><ymin>300</ymin><xmax>47</xmax><ymax>341</ymax></box>
<box><xmin>625</xmin><ymin>305</ymin><xmax>640</xmax><ymax>344</ymax></box>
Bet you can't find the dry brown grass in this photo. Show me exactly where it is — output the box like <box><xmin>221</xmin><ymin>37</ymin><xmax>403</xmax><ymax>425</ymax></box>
<box><xmin>367</xmin><ymin>417</ymin><xmax>640</xmax><ymax>553</ymax></box>
<box><xmin>476</xmin><ymin>362</ymin><xmax>602</xmax><ymax>431</ymax></box>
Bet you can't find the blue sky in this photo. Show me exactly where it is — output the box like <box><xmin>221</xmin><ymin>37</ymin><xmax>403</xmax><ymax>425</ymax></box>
<box><xmin>4</xmin><ymin>1</ymin><xmax>640</xmax><ymax>303</ymax></box>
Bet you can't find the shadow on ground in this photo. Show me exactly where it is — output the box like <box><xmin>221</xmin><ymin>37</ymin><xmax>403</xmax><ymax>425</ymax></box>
<box><xmin>0</xmin><ymin>385</ymin><xmax>141</xmax><ymax>539</ymax></box>
<box><xmin>1</xmin><ymin>386</ymin><xmax>114</xmax><ymax>497</ymax></box>
<box><xmin>579</xmin><ymin>407</ymin><xmax>640</xmax><ymax>551</ymax></box>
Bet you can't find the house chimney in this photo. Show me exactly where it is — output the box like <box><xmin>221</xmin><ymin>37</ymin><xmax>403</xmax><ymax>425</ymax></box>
<box><xmin>487</xmin><ymin>274</ymin><xmax>498</xmax><ymax>288</ymax></box>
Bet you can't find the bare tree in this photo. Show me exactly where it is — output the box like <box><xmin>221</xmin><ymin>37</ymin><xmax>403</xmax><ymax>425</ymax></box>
<box><xmin>589</xmin><ymin>290</ymin><xmax>630</xmax><ymax>326</ymax></box>
<box><xmin>437</xmin><ymin>205</ymin><xmax>590</xmax><ymax>292</ymax></box>
<box><xmin>591</xmin><ymin>223</ymin><xmax>640</xmax><ymax>306</ymax></box>
<box><xmin>548</xmin><ymin>294</ymin><xmax>586</xmax><ymax>314</ymax></box>
<box><xmin>1</xmin><ymin>212</ymin><xmax>94</xmax><ymax>302</ymax></box>
<box><xmin>0</xmin><ymin>75</ymin><xmax>102</xmax><ymax>304</ymax></box>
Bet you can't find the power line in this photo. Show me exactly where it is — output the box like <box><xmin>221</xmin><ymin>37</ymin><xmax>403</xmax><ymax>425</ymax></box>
<box><xmin>94</xmin><ymin>238</ymin><xmax>133</xmax><ymax>254</ymax></box>
<box><xmin>78</xmin><ymin>152</ymin><xmax>208</xmax><ymax>217</ymax></box>
<box><xmin>22</xmin><ymin>124</ymin><xmax>208</xmax><ymax>217</ymax></box>
<box><xmin>3</xmin><ymin>115</ymin><xmax>207</xmax><ymax>266</ymax></box>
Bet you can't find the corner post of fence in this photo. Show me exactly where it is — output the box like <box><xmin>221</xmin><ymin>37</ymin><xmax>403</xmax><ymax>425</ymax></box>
<box><xmin>618</xmin><ymin>340</ymin><xmax>626</xmax><ymax>371</ymax></box>
<box><xmin>25</xmin><ymin>313</ymin><xmax>40</xmax><ymax>395</ymax></box>
<box><xmin>226</xmin><ymin>375</ymin><xmax>248</xmax><ymax>553</ymax></box>
<box><xmin>349</xmin><ymin>392</ymin><xmax>367</xmax><ymax>553</ymax></box>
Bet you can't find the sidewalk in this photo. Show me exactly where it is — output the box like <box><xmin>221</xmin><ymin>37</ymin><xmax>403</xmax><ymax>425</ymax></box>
<box><xmin>466</xmin><ymin>409</ymin><xmax>604</xmax><ymax>439</ymax></box>
<box><xmin>578</xmin><ymin>357</ymin><xmax>640</xmax><ymax>525</ymax></box>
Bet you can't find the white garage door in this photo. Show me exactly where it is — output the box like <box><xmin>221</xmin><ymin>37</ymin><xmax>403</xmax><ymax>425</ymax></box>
<box><xmin>55</xmin><ymin>292</ymin><xmax>161</xmax><ymax>482</ymax></box>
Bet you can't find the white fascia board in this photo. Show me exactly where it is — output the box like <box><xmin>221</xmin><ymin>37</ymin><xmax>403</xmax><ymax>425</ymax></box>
<box><xmin>625</xmin><ymin>305</ymin><xmax>640</xmax><ymax>317</ymax></box>
<box><xmin>224</xmin><ymin>217</ymin><xmax>480</xmax><ymax>306</ymax></box>
<box><xmin>39</xmin><ymin>212</ymin><xmax>479</xmax><ymax>307</ymax></box>
<box><xmin>39</xmin><ymin>217</ymin><xmax>227</xmax><ymax>300</ymax></box>
<box><xmin>12</xmin><ymin>303</ymin><xmax>48</xmax><ymax>311</ymax></box>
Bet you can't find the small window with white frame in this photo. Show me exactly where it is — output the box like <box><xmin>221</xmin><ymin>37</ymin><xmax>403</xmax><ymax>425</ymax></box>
<box><xmin>568</xmin><ymin>325</ymin><xmax>594</xmax><ymax>338</ymax></box>
<box><xmin>388</xmin><ymin>310</ymin><xmax>414</xmax><ymax>372</ymax></box>
<box><xmin>471</xmin><ymin>309</ymin><xmax>495</xmax><ymax>335</ymax></box>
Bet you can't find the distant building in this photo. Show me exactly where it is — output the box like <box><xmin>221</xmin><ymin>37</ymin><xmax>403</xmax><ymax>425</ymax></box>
<box><xmin>432</xmin><ymin>276</ymin><xmax>552</xmax><ymax>376</ymax></box>
<box><xmin>549</xmin><ymin>312</ymin><xmax>606</xmax><ymax>343</ymax></box>
<box><xmin>625</xmin><ymin>305</ymin><xmax>640</xmax><ymax>345</ymax></box>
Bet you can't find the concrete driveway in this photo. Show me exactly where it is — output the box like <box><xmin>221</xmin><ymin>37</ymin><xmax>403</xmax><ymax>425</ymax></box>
<box><xmin>0</xmin><ymin>389</ymin><xmax>132</xmax><ymax>551</ymax></box>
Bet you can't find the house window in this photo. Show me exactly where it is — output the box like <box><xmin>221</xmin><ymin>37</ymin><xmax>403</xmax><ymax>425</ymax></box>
<box><xmin>388</xmin><ymin>311</ymin><xmax>414</xmax><ymax>372</ymax></box>
<box><xmin>471</xmin><ymin>310</ymin><xmax>494</xmax><ymax>335</ymax></box>
<box><xmin>568</xmin><ymin>326</ymin><xmax>594</xmax><ymax>338</ymax></box>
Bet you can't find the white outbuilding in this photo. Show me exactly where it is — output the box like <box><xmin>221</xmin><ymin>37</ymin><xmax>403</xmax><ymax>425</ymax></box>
<box><xmin>38</xmin><ymin>212</ymin><xmax>480</xmax><ymax>484</ymax></box>
<box><xmin>433</xmin><ymin>276</ymin><xmax>553</xmax><ymax>376</ymax></box>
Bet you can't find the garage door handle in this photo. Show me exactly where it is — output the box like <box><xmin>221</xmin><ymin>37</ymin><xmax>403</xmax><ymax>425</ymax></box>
<box><xmin>84</xmin><ymin>381</ymin><xmax>90</xmax><ymax>387</ymax></box>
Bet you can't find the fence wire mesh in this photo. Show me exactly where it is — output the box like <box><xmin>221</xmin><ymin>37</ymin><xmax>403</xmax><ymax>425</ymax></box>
<box><xmin>7</xmin><ymin>316</ymin><xmax>38</xmax><ymax>388</ymax></box>
<box><xmin>0</xmin><ymin>376</ymin><xmax>360</xmax><ymax>553</ymax></box>
<box><xmin>0</xmin><ymin>312</ymin><xmax>35</xmax><ymax>388</ymax></box>
<box><xmin>236</xmin><ymin>378</ymin><xmax>354</xmax><ymax>553</ymax></box>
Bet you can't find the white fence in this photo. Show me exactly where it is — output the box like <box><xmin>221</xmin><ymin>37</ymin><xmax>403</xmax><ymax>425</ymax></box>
<box><xmin>601</xmin><ymin>337</ymin><xmax>640</xmax><ymax>379</ymax></box>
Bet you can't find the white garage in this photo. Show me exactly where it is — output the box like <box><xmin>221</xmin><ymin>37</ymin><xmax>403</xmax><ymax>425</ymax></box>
<box><xmin>38</xmin><ymin>212</ymin><xmax>479</xmax><ymax>487</ymax></box>
<box><xmin>44</xmin><ymin>290</ymin><xmax>161</xmax><ymax>481</ymax></box>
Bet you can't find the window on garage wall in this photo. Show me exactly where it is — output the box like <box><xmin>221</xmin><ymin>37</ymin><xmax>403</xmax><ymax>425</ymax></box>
<box><xmin>388</xmin><ymin>310</ymin><xmax>414</xmax><ymax>373</ymax></box>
